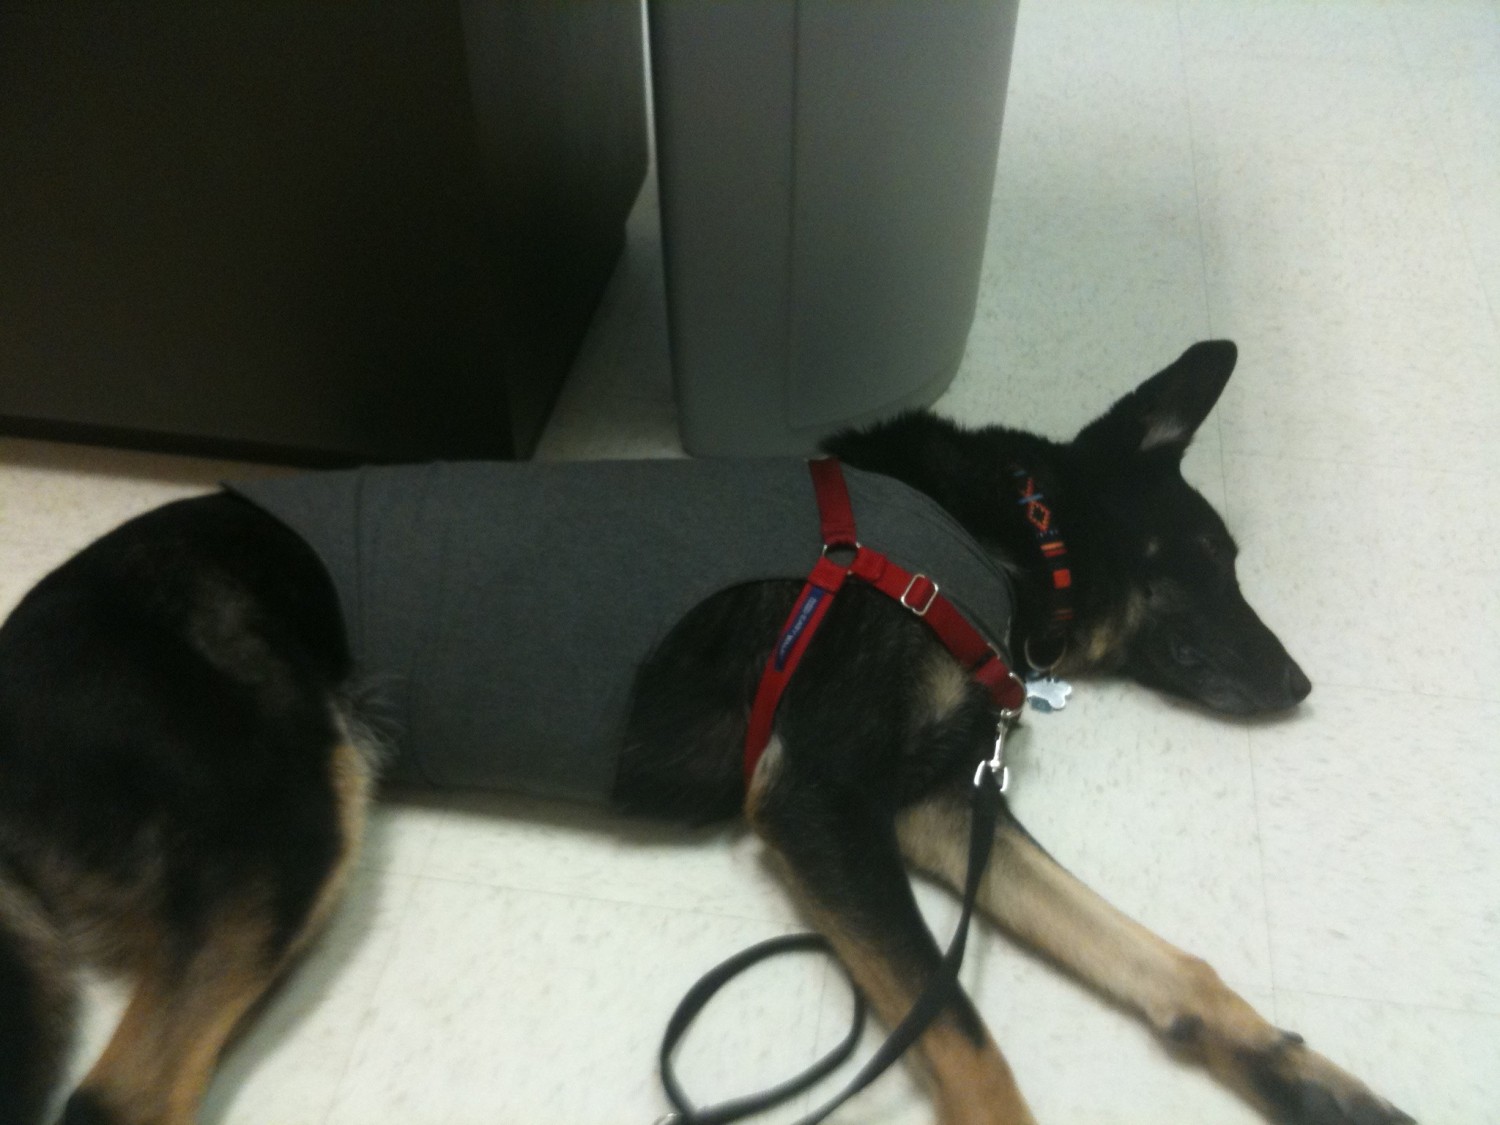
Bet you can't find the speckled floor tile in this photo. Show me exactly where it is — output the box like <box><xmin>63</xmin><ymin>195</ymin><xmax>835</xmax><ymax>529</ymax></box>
<box><xmin>1185</xmin><ymin>52</ymin><xmax>1434</xmax><ymax>169</ymax></box>
<box><xmin>1385</xmin><ymin>0</ymin><xmax>1500</xmax><ymax>74</ymax></box>
<box><xmin>409</xmin><ymin>789</ymin><xmax>801</xmax><ymax>926</ymax></box>
<box><xmin>1223</xmin><ymin>454</ymin><xmax>1500</xmax><ymax>703</ymax></box>
<box><xmin>1197</xmin><ymin>152</ymin><xmax>1485</xmax><ymax>325</ymax></box>
<box><xmin>322</xmin><ymin>879</ymin><xmax>828</xmax><ymax>1125</ymax></box>
<box><xmin>1251</xmin><ymin>685</ymin><xmax>1500</xmax><ymax>1014</ymax></box>
<box><xmin>1211</xmin><ymin>295</ymin><xmax>1500</xmax><ymax>471</ymax></box>
<box><xmin>1410</xmin><ymin>61</ymin><xmax>1500</xmax><ymax>322</ymax></box>
<box><xmin>1177</xmin><ymin>0</ymin><xmax>1403</xmax><ymax>66</ymax></box>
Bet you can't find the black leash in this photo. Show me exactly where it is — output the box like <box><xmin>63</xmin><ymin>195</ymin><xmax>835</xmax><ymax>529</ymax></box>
<box><xmin>656</xmin><ymin>756</ymin><xmax>1007</xmax><ymax>1125</ymax></box>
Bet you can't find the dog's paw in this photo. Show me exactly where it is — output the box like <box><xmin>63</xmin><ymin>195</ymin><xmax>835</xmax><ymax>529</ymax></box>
<box><xmin>1276</xmin><ymin>1081</ymin><xmax>1415</xmax><ymax>1125</ymax></box>
<box><xmin>1247</xmin><ymin>1036</ymin><xmax>1415</xmax><ymax>1125</ymax></box>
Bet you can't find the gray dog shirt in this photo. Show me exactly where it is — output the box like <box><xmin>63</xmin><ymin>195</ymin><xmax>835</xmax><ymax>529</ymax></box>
<box><xmin>230</xmin><ymin>459</ymin><xmax>1013</xmax><ymax>804</ymax></box>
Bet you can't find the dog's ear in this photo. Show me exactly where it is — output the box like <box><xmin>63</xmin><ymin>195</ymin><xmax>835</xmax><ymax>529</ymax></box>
<box><xmin>1072</xmin><ymin>340</ymin><xmax>1237</xmax><ymax>459</ymax></box>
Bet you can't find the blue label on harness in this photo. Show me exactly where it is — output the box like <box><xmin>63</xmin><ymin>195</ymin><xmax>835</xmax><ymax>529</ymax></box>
<box><xmin>775</xmin><ymin>587</ymin><xmax>827</xmax><ymax>670</ymax></box>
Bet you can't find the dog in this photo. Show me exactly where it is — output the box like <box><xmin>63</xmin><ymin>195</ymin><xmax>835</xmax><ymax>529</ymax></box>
<box><xmin>0</xmin><ymin>340</ymin><xmax>1412</xmax><ymax>1125</ymax></box>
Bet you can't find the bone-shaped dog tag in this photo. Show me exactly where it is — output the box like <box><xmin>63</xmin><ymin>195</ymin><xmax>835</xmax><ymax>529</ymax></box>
<box><xmin>1025</xmin><ymin>674</ymin><xmax>1072</xmax><ymax>713</ymax></box>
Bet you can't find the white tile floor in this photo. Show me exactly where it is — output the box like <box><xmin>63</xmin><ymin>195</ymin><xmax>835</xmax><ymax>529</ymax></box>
<box><xmin>2</xmin><ymin>1</ymin><xmax>1497</xmax><ymax>1122</ymax></box>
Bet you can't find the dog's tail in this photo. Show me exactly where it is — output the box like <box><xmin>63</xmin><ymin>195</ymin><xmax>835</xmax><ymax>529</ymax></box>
<box><xmin>0</xmin><ymin>864</ymin><xmax>76</xmax><ymax>1125</ymax></box>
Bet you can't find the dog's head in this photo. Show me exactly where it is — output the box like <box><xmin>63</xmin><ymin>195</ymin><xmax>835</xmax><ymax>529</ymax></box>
<box><xmin>1062</xmin><ymin>340</ymin><xmax>1310</xmax><ymax>715</ymax></box>
<box><xmin>823</xmin><ymin>340</ymin><xmax>1310</xmax><ymax>715</ymax></box>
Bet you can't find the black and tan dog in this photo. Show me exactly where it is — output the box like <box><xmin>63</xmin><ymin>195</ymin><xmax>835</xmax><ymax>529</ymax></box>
<box><xmin>0</xmin><ymin>342</ymin><xmax>1411</xmax><ymax>1125</ymax></box>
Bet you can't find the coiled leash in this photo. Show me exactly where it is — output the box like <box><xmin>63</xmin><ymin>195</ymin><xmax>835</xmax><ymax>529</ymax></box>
<box><xmin>656</xmin><ymin>459</ymin><xmax>1026</xmax><ymax>1125</ymax></box>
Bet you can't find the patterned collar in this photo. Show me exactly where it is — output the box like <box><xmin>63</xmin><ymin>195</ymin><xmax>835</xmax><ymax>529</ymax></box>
<box><xmin>1010</xmin><ymin>465</ymin><xmax>1073</xmax><ymax>670</ymax></box>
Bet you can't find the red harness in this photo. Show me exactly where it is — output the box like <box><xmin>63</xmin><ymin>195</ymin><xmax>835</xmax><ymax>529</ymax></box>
<box><xmin>743</xmin><ymin>459</ymin><xmax>1027</xmax><ymax>785</ymax></box>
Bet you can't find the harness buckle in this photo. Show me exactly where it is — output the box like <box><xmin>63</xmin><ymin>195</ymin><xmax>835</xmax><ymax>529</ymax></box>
<box><xmin>899</xmin><ymin>574</ymin><xmax>939</xmax><ymax>617</ymax></box>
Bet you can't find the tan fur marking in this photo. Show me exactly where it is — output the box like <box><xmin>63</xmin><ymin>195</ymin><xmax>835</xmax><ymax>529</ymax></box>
<box><xmin>923</xmin><ymin>650</ymin><xmax>972</xmax><ymax>724</ymax></box>
<box><xmin>293</xmin><ymin>737</ymin><xmax>374</xmax><ymax>952</ymax></box>
<box><xmin>1069</xmin><ymin>589</ymin><xmax>1148</xmax><ymax>671</ymax></box>
<box><xmin>743</xmin><ymin>733</ymin><xmax>784</xmax><ymax>823</ymax></box>
<box><xmin>926</xmin><ymin>1024</ymin><xmax>1039</xmax><ymax>1125</ymax></box>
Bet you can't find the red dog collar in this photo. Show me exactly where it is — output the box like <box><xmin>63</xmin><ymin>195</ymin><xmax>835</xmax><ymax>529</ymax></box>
<box><xmin>744</xmin><ymin>459</ymin><xmax>1025</xmax><ymax>786</ymax></box>
<box><xmin>1010</xmin><ymin>464</ymin><xmax>1074</xmax><ymax>669</ymax></box>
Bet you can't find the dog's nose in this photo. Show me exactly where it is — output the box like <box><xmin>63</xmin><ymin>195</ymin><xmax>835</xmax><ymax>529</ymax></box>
<box><xmin>1283</xmin><ymin>660</ymin><xmax>1312</xmax><ymax>704</ymax></box>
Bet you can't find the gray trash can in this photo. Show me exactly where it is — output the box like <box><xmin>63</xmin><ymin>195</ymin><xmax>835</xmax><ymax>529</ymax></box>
<box><xmin>650</xmin><ymin>0</ymin><xmax>1020</xmax><ymax>455</ymax></box>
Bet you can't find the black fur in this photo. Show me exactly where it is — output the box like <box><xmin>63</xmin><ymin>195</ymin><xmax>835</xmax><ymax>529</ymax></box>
<box><xmin>0</xmin><ymin>342</ymin><xmax>1408</xmax><ymax>1125</ymax></box>
<box><xmin>0</xmin><ymin>930</ymin><xmax>54</xmax><ymax>1125</ymax></box>
<box><xmin>0</xmin><ymin>857</ymin><xmax>72</xmax><ymax>1125</ymax></box>
<box><xmin>0</xmin><ymin>496</ymin><xmax>351</xmax><ymax>956</ymax></box>
<box><xmin>56</xmin><ymin>1093</ymin><xmax>114</xmax><ymax>1125</ymax></box>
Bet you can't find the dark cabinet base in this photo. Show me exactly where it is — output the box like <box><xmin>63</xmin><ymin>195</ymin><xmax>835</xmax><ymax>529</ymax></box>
<box><xmin>0</xmin><ymin>2</ymin><xmax>647</xmax><ymax>464</ymax></box>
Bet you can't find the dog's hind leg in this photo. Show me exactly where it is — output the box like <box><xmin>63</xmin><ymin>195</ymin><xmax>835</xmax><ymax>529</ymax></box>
<box><xmin>61</xmin><ymin>739</ymin><xmax>373</xmax><ymax>1125</ymax></box>
<box><xmin>898</xmin><ymin>792</ymin><xmax>1414</xmax><ymax>1125</ymax></box>
<box><xmin>750</xmin><ymin>758</ymin><xmax>1038</xmax><ymax>1125</ymax></box>
<box><xmin>62</xmin><ymin>904</ymin><xmax>288</xmax><ymax>1125</ymax></box>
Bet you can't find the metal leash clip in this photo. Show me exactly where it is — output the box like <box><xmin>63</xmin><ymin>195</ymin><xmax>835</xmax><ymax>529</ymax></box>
<box><xmin>973</xmin><ymin>719</ymin><xmax>1013</xmax><ymax>793</ymax></box>
<box><xmin>973</xmin><ymin>667</ymin><xmax>1024</xmax><ymax>794</ymax></box>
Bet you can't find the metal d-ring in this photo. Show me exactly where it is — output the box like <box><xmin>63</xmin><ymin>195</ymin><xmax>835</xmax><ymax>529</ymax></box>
<box><xmin>1023</xmin><ymin>634</ymin><xmax>1068</xmax><ymax>675</ymax></box>
<box><xmin>821</xmin><ymin>540</ymin><xmax>861</xmax><ymax>566</ymax></box>
<box><xmin>999</xmin><ymin>668</ymin><xmax>1027</xmax><ymax>724</ymax></box>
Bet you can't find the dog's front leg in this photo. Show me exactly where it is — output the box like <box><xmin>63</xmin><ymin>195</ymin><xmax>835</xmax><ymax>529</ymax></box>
<box><xmin>898</xmin><ymin>792</ymin><xmax>1414</xmax><ymax>1125</ymax></box>
<box><xmin>749</xmin><ymin>756</ymin><xmax>1038</xmax><ymax>1125</ymax></box>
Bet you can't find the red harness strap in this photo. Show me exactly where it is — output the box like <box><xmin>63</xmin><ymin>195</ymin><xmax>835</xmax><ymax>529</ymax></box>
<box><xmin>744</xmin><ymin>459</ymin><xmax>1026</xmax><ymax>786</ymax></box>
